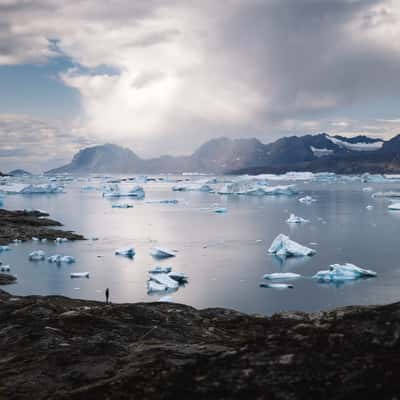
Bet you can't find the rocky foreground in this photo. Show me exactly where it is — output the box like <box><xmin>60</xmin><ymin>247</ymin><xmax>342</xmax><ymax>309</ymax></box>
<box><xmin>0</xmin><ymin>289</ymin><xmax>399</xmax><ymax>399</ymax></box>
<box><xmin>0</xmin><ymin>209</ymin><xmax>84</xmax><ymax>245</ymax></box>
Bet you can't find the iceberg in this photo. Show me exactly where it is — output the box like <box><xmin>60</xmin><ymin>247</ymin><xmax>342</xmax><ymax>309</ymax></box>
<box><xmin>103</xmin><ymin>184</ymin><xmax>145</xmax><ymax>199</ymax></box>
<box><xmin>146</xmin><ymin>199</ymin><xmax>179</xmax><ymax>204</ymax></box>
<box><xmin>213</xmin><ymin>207</ymin><xmax>227</xmax><ymax>214</ymax></box>
<box><xmin>263</xmin><ymin>272</ymin><xmax>301</xmax><ymax>280</ymax></box>
<box><xmin>172</xmin><ymin>183</ymin><xmax>213</xmax><ymax>192</ymax></box>
<box><xmin>112</xmin><ymin>203</ymin><xmax>134</xmax><ymax>208</ymax></box>
<box><xmin>32</xmin><ymin>237</ymin><xmax>39</xmax><ymax>241</ymax></box>
<box><xmin>115</xmin><ymin>247</ymin><xmax>136</xmax><ymax>257</ymax></box>
<box><xmin>148</xmin><ymin>273</ymin><xmax>179</xmax><ymax>290</ymax></box>
<box><xmin>362</xmin><ymin>187</ymin><xmax>373</xmax><ymax>192</ymax></box>
<box><xmin>20</xmin><ymin>184</ymin><xmax>64</xmax><ymax>194</ymax></box>
<box><xmin>70</xmin><ymin>272</ymin><xmax>90</xmax><ymax>278</ymax></box>
<box><xmin>372</xmin><ymin>191</ymin><xmax>400</xmax><ymax>198</ymax></box>
<box><xmin>218</xmin><ymin>181</ymin><xmax>297</xmax><ymax>196</ymax></box>
<box><xmin>388</xmin><ymin>203</ymin><xmax>400</xmax><ymax>210</ymax></box>
<box><xmin>366</xmin><ymin>205</ymin><xmax>374</xmax><ymax>210</ymax></box>
<box><xmin>299</xmin><ymin>196</ymin><xmax>317</xmax><ymax>204</ymax></box>
<box><xmin>47</xmin><ymin>255</ymin><xmax>76</xmax><ymax>264</ymax></box>
<box><xmin>0</xmin><ymin>265</ymin><xmax>10</xmax><ymax>272</ymax></box>
<box><xmin>149</xmin><ymin>266</ymin><xmax>172</xmax><ymax>274</ymax></box>
<box><xmin>268</xmin><ymin>234</ymin><xmax>316</xmax><ymax>257</ymax></box>
<box><xmin>259</xmin><ymin>283</ymin><xmax>294</xmax><ymax>289</ymax></box>
<box><xmin>0</xmin><ymin>246</ymin><xmax>10</xmax><ymax>252</ymax></box>
<box><xmin>150</xmin><ymin>247</ymin><xmax>176</xmax><ymax>259</ymax></box>
<box><xmin>286</xmin><ymin>214</ymin><xmax>309</xmax><ymax>224</ymax></box>
<box><xmin>147</xmin><ymin>280</ymin><xmax>172</xmax><ymax>293</ymax></box>
<box><xmin>55</xmin><ymin>237</ymin><xmax>69</xmax><ymax>243</ymax></box>
<box><xmin>29</xmin><ymin>250</ymin><xmax>46</xmax><ymax>261</ymax></box>
<box><xmin>312</xmin><ymin>263</ymin><xmax>377</xmax><ymax>282</ymax></box>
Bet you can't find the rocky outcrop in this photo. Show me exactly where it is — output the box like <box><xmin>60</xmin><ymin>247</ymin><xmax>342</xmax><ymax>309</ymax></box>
<box><xmin>0</xmin><ymin>289</ymin><xmax>399</xmax><ymax>399</ymax></box>
<box><xmin>0</xmin><ymin>209</ymin><xmax>84</xmax><ymax>245</ymax></box>
<box><xmin>0</xmin><ymin>273</ymin><xmax>16</xmax><ymax>285</ymax></box>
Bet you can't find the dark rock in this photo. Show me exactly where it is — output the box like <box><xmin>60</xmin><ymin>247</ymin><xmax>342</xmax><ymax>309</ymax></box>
<box><xmin>0</xmin><ymin>290</ymin><xmax>400</xmax><ymax>398</ymax></box>
<box><xmin>0</xmin><ymin>273</ymin><xmax>16</xmax><ymax>285</ymax></box>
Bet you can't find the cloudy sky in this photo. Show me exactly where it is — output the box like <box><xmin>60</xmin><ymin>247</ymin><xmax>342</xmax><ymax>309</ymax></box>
<box><xmin>1</xmin><ymin>0</ymin><xmax>400</xmax><ymax>172</ymax></box>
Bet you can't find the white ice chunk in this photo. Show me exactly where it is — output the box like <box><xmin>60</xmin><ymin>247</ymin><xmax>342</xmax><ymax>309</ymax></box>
<box><xmin>115</xmin><ymin>247</ymin><xmax>136</xmax><ymax>257</ymax></box>
<box><xmin>112</xmin><ymin>203</ymin><xmax>134</xmax><ymax>208</ymax></box>
<box><xmin>29</xmin><ymin>250</ymin><xmax>46</xmax><ymax>261</ymax></box>
<box><xmin>213</xmin><ymin>207</ymin><xmax>227</xmax><ymax>214</ymax></box>
<box><xmin>32</xmin><ymin>237</ymin><xmax>39</xmax><ymax>241</ymax></box>
<box><xmin>149</xmin><ymin>273</ymin><xmax>179</xmax><ymax>290</ymax></box>
<box><xmin>0</xmin><ymin>246</ymin><xmax>10</xmax><ymax>252</ymax></box>
<box><xmin>20</xmin><ymin>184</ymin><xmax>64</xmax><ymax>194</ymax></box>
<box><xmin>263</xmin><ymin>272</ymin><xmax>301</xmax><ymax>280</ymax></box>
<box><xmin>103</xmin><ymin>184</ymin><xmax>145</xmax><ymax>199</ymax></box>
<box><xmin>70</xmin><ymin>272</ymin><xmax>89</xmax><ymax>278</ymax></box>
<box><xmin>388</xmin><ymin>203</ymin><xmax>400</xmax><ymax>210</ymax></box>
<box><xmin>168</xmin><ymin>272</ymin><xmax>188</xmax><ymax>283</ymax></box>
<box><xmin>55</xmin><ymin>237</ymin><xmax>69</xmax><ymax>243</ymax></box>
<box><xmin>147</xmin><ymin>280</ymin><xmax>169</xmax><ymax>293</ymax></box>
<box><xmin>312</xmin><ymin>263</ymin><xmax>377</xmax><ymax>282</ymax></box>
<box><xmin>259</xmin><ymin>282</ymin><xmax>294</xmax><ymax>289</ymax></box>
<box><xmin>362</xmin><ymin>187</ymin><xmax>373</xmax><ymax>192</ymax></box>
<box><xmin>48</xmin><ymin>255</ymin><xmax>76</xmax><ymax>264</ymax></box>
<box><xmin>172</xmin><ymin>183</ymin><xmax>212</xmax><ymax>192</ymax></box>
<box><xmin>0</xmin><ymin>265</ymin><xmax>10</xmax><ymax>272</ymax></box>
<box><xmin>268</xmin><ymin>234</ymin><xmax>316</xmax><ymax>257</ymax></box>
<box><xmin>366</xmin><ymin>205</ymin><xmax>374</xmax><ymax>210</ymax></box>
<box><xmin>372</xmin><ymin>191</ymin><xmax>400</xmax><ymax>198</ymax></box>
<box><xmin>150</xmin><ymin>247</ymin><xmax>176</xmax><ymax>259</ymax></box>
<box><xmin>299</xmin><ymin>196</ymin><xmax>317</xmax><ymax>204</ymax></box>
<box><xmin>286</xmin><ymin>214</ymin><xmax>309</xmax><ymax>224</ymax></box>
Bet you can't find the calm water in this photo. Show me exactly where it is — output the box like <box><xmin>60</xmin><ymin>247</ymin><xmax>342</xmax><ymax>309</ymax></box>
<box><xmin>2</xmin><ymin>176</ymin><xmax>400</xmax><ymax>315</ymax></box>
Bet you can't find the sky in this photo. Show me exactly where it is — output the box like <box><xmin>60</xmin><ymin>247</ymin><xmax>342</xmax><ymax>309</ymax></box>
<box><xmin>1</xmin><ymin>0</ymin><xmax>400</xmax><ymax>172</ymax></box>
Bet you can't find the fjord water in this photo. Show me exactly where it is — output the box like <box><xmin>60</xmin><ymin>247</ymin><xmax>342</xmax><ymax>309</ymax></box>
<box><xmin>2</xmin><ymin>177</ymin><xmax>400</xmax><ymax>315</ymax></box>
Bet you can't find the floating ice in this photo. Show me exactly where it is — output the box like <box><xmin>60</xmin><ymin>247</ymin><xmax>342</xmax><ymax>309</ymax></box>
<box><xmin>172</xmin><ymin>183</ymin><xmax>212</xmax><ymax>192</ymax></box>
<box><xmin>0</xmin><ymin>265</ymin><xmax>10</xmax><ymax>272</ymax></box>
<box><xmin>20</xmin><ymin>184</ymin><xmax>64</xmax><ymax>194</ymax></box>
<box><xmin>158</xmin><ymin>296</ymin><xmax>173</xmax><ymax>302</ymax></box>
<box><xmin>366</xmin><ymin>205</ymin><xmax>374</xmax><ymax>210</ymax></box>
<box><xmin>103</xmin><ymin>184</ymin><xmax>145</xmax><ymax>199</ymax></box>
<box><xmin>149</xmin><ymin>266</ymin><xmax>172</xmax><ymax>274</ymax></box>
<box><xmin>55</xmin><ymin>237</ymin><xmax>69</xmax><ymax>243</ymax></box>
<box><xmin>147</xmin><ymin>280</ymin><xmax>170</xmax><ymax>293</ymax></box>
<box><xmin>213</xmin><ymin>207</ymin><xmax>227</xmax><ymax>214</ymax></box>
<box><xmin>286</xmin><ymin>214</ymin><xmax>309</xmax><ymax>224</ymax></box>
<box><xmin>0</xmin><ymin>246</ymin><xmax>10</xmax><ymax>252</ymax></box>
<box><xmin>263</xmin><ymin>272</ymin><xmax>301</xmax><ymax>280</ymax></box>
<box><xmin>146</xmin><ymin>199</ymin><xmax>179</xmax><ymax>204</ymax></box>
<box><xmin>372</xmin><ymin>191</ymin><xmax>400</xmax><ymax>198</ymax></box>
<box><xmin>218</xmin><ymin>181</ymin><xmax>297</xmax><ymax>196</ymax></box>
<box><xmin>388</xmin><ymin>203</ymin><xmax>400</xmax><ymax>210</ymax></box>
<box><xmin>150</xmin><ymin>247</ymin><xmax>176</xmax><ymax>259</ymax></box>
<box><xmin>299</xmin><ymin>196</ymin><xmax>317</xmax><ymax>204</ymax></box>
<box><xmin>70</xmin><ymin>272</ymin><xmax>89</xmax><ymax>278</ymax></box>
<box><xmin>168</xmin><ymin>272</ymin><xmax>188</xmax><ymax>284</ymax></box>
<box><xmin>259</xmin><ymin>282</ymin><xmax>294</xmax><ymax>289</ymax></box>
<box><xmin>29</xmin><ymin>250</ymin><xmax>46</xmax><ymax>261</ymax></box>
<box><xmin>115</xmin><ymin>247</ymin><xmax>136</xmax><ymax>257</ymax></box>
<box><xmin>13</xmin><ymin>239</ymin><xmax>21</xmax><ymax>244</ymax></box>
<box><xmin>32</xmin><ymin>237</ymin><xmax>39</xmax><ymax>241</ymax></box>
<box><xmin>112</xmin><ymin>203</ymin><xmax>134</xmax><ymax>208</ymax></box>
<box><xmin>268</xmin><ymin>234</ymin><xmax>316</xmax><ymax>257</ymax></box>
<box><xmin>363</xmin><ymin>187</ymin><xmax>373</xmax><ymax>192</ymax></box>
<box><xmin>149</xmin><ymin>273</ymin><xmax>179</xmax><ymax>290</ymax></box>
<box><xmin>47</xmin><ymin>255</ymin><xmax>76</xmax><ymax>264</ymax></box>
<box><xmin>312</xmin><ymin>263</ymin><xmax>377</xmax><ymax>282</ymax></box>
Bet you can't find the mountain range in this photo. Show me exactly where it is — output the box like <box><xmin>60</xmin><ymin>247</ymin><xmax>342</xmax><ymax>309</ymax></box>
<box><xmin>46</xmin><ymin>133</ymin><xmax>400</xmax><ymax>175</ymax></box>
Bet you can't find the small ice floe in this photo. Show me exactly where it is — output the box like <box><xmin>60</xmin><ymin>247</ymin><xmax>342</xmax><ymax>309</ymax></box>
<box><xmin>268</xmin><ymin>234</ymin><xmax>316</xmax><ymax>257</ymax></box>
<box><xmin>115</xmin><ymin>247</ymin><xmax>136</xmax><ymax>257</ymax></box>
<box><xmin>146</xmin><ymin>199</ymin><xmax>179</xmax><ymax>204</ymax></box>
<box><xmin>41</xmin><ymin>238</ymin><xmax>47</xmax><ymax>243</ymax></box>
<box><xmin>55</xmin><ymin>237</ymin><xmax>69</xmax><ymax>243</ymax></box>
<box><xmin>47</xmin><ymin>255</ymin><xmax>76</xmax><ymax>264</ymax></box>
<box><xmin>70</xmin><ymin>272</ymin><xmax>90</xmax><ymax>278</ymax></box>
<box><xmin>0</xmin><ymin>246</ymin><xmax>10</xmax><ymax>252</ymax></box>
<box><xmin>366</xmin><ymin>205</ymin><xmax>374</xmax><ymax>210</ymax></box>
<box><xmin>172</xmin><ymin>183</ymin><xmax>212</xmax><ymax>192</ymax></box>
<box><xmin>147</xmin><ymin>280</ymin><xmax>171</xmax><ymax>293</ymax></box>
<box><xmin>312</xmin><ymin>263</ymin><xmax>377</xmax><ymax>282</ymax></box>
<box><xmin>259</xmin><ymin>282</ymin><xmax>294</xmax><ymax>289</ymax></box>
<box><xmin>112</xmin><ymin>203</ymin><xmax>134</xmax><ymax>208</ymax></box>
<box><xmin>299</xmin><ymin>196</ymin><xmax>317</xmax><ymax>204</ymax></box>
<box><xmin>372</xmin><ymin>191</ymin><xmax>400</xmax><ymax>198</ymax></box>
<box><xmin>158</xmin><ymin>296</ymin><xmax>173</xmax><ymax>302</ymax></box>
<box><xmin>20</xmin><ymin>184</ymin><xmax>64</xmax><ymax>194</ymax></box>
<box><xmin>0</xmin><ymin>265</ymin><xmax>10</xmax><ymax>272</ymax></box>
<box><xmin>13</xmin><ymin>239</ymin><xmax>22</xmax><ymax>244</ymax></box>
<box><xmin>388</xmin><ymin>203</ymin><xmax>400</xmax><ymax>210</ymax></box>
<box><xmin>149</xmin><ymin>273</ymin><xmax>179</xmax><ymax>290</ymax></box>
<box><xmin>28</xmin><ymin>250</ymin><xmax>46</xmax><ymax>261</ymax></box>
<box><xmin>149</xmin><ymin>266</ymin><xmax>172</xmax><ymax>274</ymax></box>
<box><xmin>32</xmin><ymin>237</ymin><xmax>39</xmax><ymax>242</ymax></box>
<box><xmin>213</xmin><ymin>207</ymin><xmax>227</xmax><ymax>214</ymax></box>
<box><xmin>286</xmin><ymin>214</ymin><xmax>309</xmax><ymax>224</ymax></box>
<box><xmin>103</xmin><ymin>185</ymin><xmax>145</xmax><ymax>199</ymax></box>
<box><xmin>263</xmin><ymin>272</ymin><xmax>301</xmax><ymax>280</ymax></box>
<box><xmin>150</xmin><ymin>247</ymin><xmax>176</xmax><ymax>259</ymax></box>
<box><xmin>363</xmin><ymin>187</ymin><xmax>373</xmax><ymax>192</ymax></box>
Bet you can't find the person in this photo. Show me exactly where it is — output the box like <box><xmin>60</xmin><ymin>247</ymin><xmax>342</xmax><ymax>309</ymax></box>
<box><xmin>105</xmin><ymin>287</ymin><xmax>110</xmax><ymax>304</ymax></box>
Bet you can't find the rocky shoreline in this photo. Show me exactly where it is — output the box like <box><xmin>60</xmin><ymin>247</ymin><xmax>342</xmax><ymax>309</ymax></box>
<box><xmin>0</xmin><ymin>288</ymin><xmax>399</xmax><ymax>399</ymax></box>
<box><xmin>0</xmin><ymin>209</ymin><xmax>84</xmax><ymax>245</ymax></box>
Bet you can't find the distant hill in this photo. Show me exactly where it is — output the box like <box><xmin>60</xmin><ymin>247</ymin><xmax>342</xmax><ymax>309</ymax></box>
<box><xmin>7</xmin><ymin>169</ymin><xmax>32</xmax><ymax>177</ymax></box>
<box><xmin>46</xmin><ymin>133</ymin><xmax>400</xmax><ymax>175</ymax></box>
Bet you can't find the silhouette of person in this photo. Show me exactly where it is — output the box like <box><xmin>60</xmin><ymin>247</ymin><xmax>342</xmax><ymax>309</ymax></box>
<box><xmin>105</xmin><ymin>287</ymin><xmax>110</xmax><ymax>304</ymax></box>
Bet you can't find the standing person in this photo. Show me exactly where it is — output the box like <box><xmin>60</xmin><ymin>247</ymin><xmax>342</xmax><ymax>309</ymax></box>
<box><xmin>105</xmin><ymin>287</ymin><xmax>110</xmax><ymax>304</ymax></box>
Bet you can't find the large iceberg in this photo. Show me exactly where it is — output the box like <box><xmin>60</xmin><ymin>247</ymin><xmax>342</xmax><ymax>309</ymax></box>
<box><xmin>172</xmin><ymin>183</ymin><xmax>213</xmax><ymax>192</ymax></box>
<box><xmin>103</xmin><ymin>184</ymin><xmax>145</xmax><ymax>199</ymax></box>
<box><xmin>20</xmin><ymin>184</ymin><xmax>64</xmax><ymax>194</ymax></box>
<box><xmin>312</xmin><ymin>263</ymin><xmax>376</xmax><ymax>282</ymax></box>
<box><xmin>218</xmin><ymin>181</ymin><xmax>297</xmax><ymax>196</ymax></box>
<box><xmin>268</xmin><ymin>234</ymin><xmax>316</xmax><ymax>257</ymax></box>
<box><xmin>287</xmin><ymin>214</ymin><xmax>309</xmax><ymax>224</ymax></box>
<box><xmin>388</xmin><ymin>203</ymin><xmax>400</xmax><ymax>210</ymax></box>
